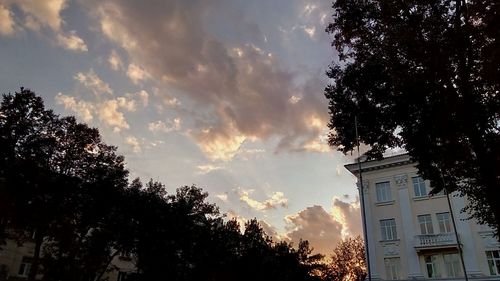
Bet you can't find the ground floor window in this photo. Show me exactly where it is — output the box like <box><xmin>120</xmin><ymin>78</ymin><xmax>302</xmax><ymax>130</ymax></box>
<box><xmin>117</xmin><ymin>271</ymin><xmax>128</xmax><ymax>281</ymax></box>
<box><xmin>443</xmin><ymin>253</ymin><xmax>462</xmax><ymax>277</ymax></box>
<box><xmin>425</xmin><ymin>255</ymin><xmax>440</xmax><ymax>278</ymax></box>
<box><xmin>384</xmin><ymin>257</ymin><xmax>401</xmax><ymax>280</ymax></box>
<box><xmin>486</xmin><ymin>250</ymin><xmax>500</xmax><ymax>275</ymax></box>
<box><xmin>18</xmin><ymin>256</ymin><xmax>32</xmax><ymax>277</ymax></box>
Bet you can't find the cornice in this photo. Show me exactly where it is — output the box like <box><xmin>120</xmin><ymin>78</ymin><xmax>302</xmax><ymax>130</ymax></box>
<box><xmin>344</xmin><ymin>153</ymin><xmax>413</xmax><ymax>175</ymax></box>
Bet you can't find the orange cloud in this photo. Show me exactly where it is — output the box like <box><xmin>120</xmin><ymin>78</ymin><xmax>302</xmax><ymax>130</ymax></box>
<box><xmin>284</xmin><ymin>205</ymin><xmax>343</xmax><ymax>255</ymax></box>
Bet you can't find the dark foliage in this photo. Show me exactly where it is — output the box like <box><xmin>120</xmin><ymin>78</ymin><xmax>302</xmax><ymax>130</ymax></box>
<box><xmin>325</xmin><ymin>0</ymin><xmax>500</xmax><ymax>234</ymax></box>
<box><xmin>0</xmin><ymin>88</ymin><xmax>329</xmax><ymax>281</ymax></box>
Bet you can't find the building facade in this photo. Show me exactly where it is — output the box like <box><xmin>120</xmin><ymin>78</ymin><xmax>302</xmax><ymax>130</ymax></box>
<box><xmin>345</xmin><ymin>154</ymin><xmax>500</xmax><ymax>281</ymax></box>
<box><xmin>0</xmin><ymin>237</ymin><xmax>135</xmax><ymax>281</ymax></box>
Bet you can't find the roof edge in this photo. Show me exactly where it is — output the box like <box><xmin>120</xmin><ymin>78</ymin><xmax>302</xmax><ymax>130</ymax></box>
<box><xmin>344</xmin><ymin>153</ymin><xmax>413</xmax><ymax>174</ymax></box>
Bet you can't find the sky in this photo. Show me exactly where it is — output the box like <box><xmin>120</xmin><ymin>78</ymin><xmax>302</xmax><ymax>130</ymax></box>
<box><xmin>0</xmin><ymin>0</ymin><xmax>363</xmax><ymax>255</ymax></box>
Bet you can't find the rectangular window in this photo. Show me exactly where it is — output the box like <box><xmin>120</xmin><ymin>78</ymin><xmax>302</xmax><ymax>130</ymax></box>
<box><xmin>376</xmin><ymin>181</ymin><xmax>392</xmax><ymax>202</ymax></box>
<box><xmin>384</xmin><ymin>257</ymin><xmax>401</xmax><ymax>280</ymax></box>
<box><xmin>117</xmin><ymin>271</ymin><xmax>128</xmax><ymax>281</ymax></box>
<box><xmin>18</xmin><ymin>257</ymin><xmax>32</xmax><ymax>277</ymax></box>
<box><xmin>418</xmin><ymin>214</ymin><xmax>434</xmax><ymax>234</ymax></box>
<box><xmin>444</xmin><ymin>253</ymin><xmax>462</xmax><ymax>277</ymax></box>
<box><xmin>486</xmin><ymin>250</ymin><xmax>500</xmax><ymax>275</ymax></box>
<box><xmin>412</xmin><ymin>176</ymin><xmax>427</xmax><ymax>197</ymax></box>
<box><xmin>437</xmin><ymin>212</ymin><xmax>452</xmax><ymax>233</ymax></box>
<box><xmin>425</xmin><ymin>255</ymin><xmax>441</xmax><ymax>278</ymax></box>
<box><xmin>380</xmin><ymin>219</ymin><xmax>397</xmax><ymax>241</ymax></box>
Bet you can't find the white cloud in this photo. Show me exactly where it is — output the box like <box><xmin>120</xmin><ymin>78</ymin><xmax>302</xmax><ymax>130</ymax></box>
<box><xmin>301</xmin><ymin>25</ymin><xmax>316</xmax><ymax>39</ymax></box>
<box><xmin>289</xmin><ymin>95</ymin><xmax>302</xmax><ymax>104</ymax></box>
<box><xmin>55</xmin><ymin>93</ymin><xmax>94</xmax><ymax>122</ymax></box>
<box><xmin>0</xmin><ymin>4</ymin><xmax>15</xmax><ymax>36</ymax></box>
<box><xmin>332</xmin><ymin>196</ymin><xmax>362</xmax><ymax>237</ymax></box>
<box><xmin>98</xmin><ymin>99</ymin><xmax>129</xmax><ymax>132</ymax></box>
<box><xmin>148</xmin><ymin>118</ymin><xmax>181</xmax><ymax>133</ymax></box>
<box><xmin>108</xmin><ymin>49</ymin><xmax>123</xmax><ymax>70</ymax></box>
<box><xmin>215</xmin><ymin>193</ymin><xmax>228</xmax><ymax>202</ymax></box>
<box><xmin>235</xmin><ymin>148</ymin><xmax>265</xmax><ymax>161</ymax></box>
<box><xmin>116</xmin><ymin>96</ymin><xmax>136</xmax><ymax>112</ymax></box>
<box><xmin>56</xmin><ymin>31</ymin><xmax>87</xmax><ymax>52</ymax></box>
<box><xmin>74</xmin><ymin>69</ymin><xmax>113</xmax><ymax>95</ymax></box>
<box><xmin>1</xmin><ymin>0</ymin><xmax>89</xmax><ymax>51</ymax></box>
<box><xmin>125</xmin><ymin>136</ymin><xmax>141</xmax><ymax>153</ymax></box>
<box><xmin>163</xmin><ymin>96</ymin><xmax>180</xmax><ymax>107</ymax></box>
<box><xmin>303</xmin><ymin>4</ymin><xmax>317</xmax><ymax>17</ymax></box>
<box><xmin>137</xmin><ymin>90</ymin><xmax>149</xmax><ymax>107</ymax></box>
<box><xmin>302</xmin><ymin>138</ymin><xmax>331</xmax><ymax>153</ymax></box>
<box><xmin>190</xmin><ymin>123</ymin><xmax>246</xmax><ymax>161</ymax></box>
<box><xmin>12</xmin><ymin>0</ymin><xmax>66</xmax><ymax>31</ymax></box>
<box><xmin>149</xmin><ymin>140</ymin><xmax>165</xmax><ymax>147</ymax></box>
<box><xmin>239</xmin><ymin>189</ymin><xmax>288</xmax><ymax>211</ymax></box>
<box><xmin>127</xmin><ymin>63</ymin><xmax>150</xmax><ymax>84</ymax></box>
<box><xmin>197</xmin><ymin>164</ymin><xmax>224</xmax><ymax>175</ymax></box>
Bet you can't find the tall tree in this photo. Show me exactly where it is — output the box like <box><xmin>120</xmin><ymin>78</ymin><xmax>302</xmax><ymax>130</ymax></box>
<box><xmin>325</xmin><ymin>0</ymin><xmax>500</xmax><ymax>234</ymax></box>
<box><xmin>0</xmin><ymin>88</ymin><xmax>128</xmax><ymax>280</ymax></box>
<box><xmin>326</xmin><ymin>236</ymin><xmax>366</xmax><ymax>281</ymax></box>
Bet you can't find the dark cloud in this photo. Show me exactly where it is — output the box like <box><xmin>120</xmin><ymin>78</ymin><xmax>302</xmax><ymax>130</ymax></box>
<box><xmin>285</xmin><ymin>205</ymin><xmax>343</xmax><ymax>255</ymax></box>
<box><xmin>88</xmin><ymin>0</ymin><xmax>329</xmax><ymax>159</ymax></box>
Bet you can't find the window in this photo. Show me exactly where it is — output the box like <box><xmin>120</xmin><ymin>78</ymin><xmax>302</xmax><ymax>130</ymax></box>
<box><xmin>486</xmin><ymin>250</ymin><xmax>500</xmax><ymax>275</ymax></box>
<box><xmin>376</xmin><ymin>181</ymin><xmax>392</xmax><ymax>202</ymax></box>
<box><xmin>444</xmin><ymin>253</ymin><xmax>462</xmax><ymax>277</ymax></box>
<box><xmin>437</xmin><ymin>212</ymin><xmax>452</xmax><ymax>233</ymax></box>
<box><xmin>380</xmin><ymin>219</ymin><xmax>397</xmax><ymax>241</ymax></box>
<box><xmin>418</xmin><ymin>214</ymin><xmax>434</xmax><ymax>234</ymax></box>
<box><xmin>425</xmin><ymin>255</ymin><xmax>440</xmax><ymax>278</ymax></box>
<box><xmin>384</xmin><ymin>258</ymin><xmax>401</xmax><ymax>280</ymax></box>
<box><xmin>117</xmin><ymin>271</ymin><xmax>128</xmax><ymax>281</ymax></box>
<box><xmin>412</xmin><ymin>176</ymin><xmax>427</xmax><ymax>197</ymax></box>
<box><xmin>18</xmin><ymin>257</ymin><xmax>32</xmax><ymax>277</ymax></box>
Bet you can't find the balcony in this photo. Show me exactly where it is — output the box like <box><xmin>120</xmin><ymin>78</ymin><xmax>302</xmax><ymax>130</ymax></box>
<box><xmin>414</xmin><ymin>233</ymin><xmax>459</xmax><ymax>252</ymax></box>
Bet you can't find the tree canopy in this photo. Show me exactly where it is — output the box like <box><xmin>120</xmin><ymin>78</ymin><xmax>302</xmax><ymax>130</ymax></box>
<box><xmin>1</xmin><ymin>88</ymin><xmax>344</xmax><ymax>281</ymax></box>
<box><xmin>325</xmin><ymin>0</ymin><xmax>500</xmax><ymax>234</ymax></box>
<box><xmin>0</xmin><ymin>88</ymin><xmax>129</xmax><ymax>280</ymax></box>
<box><xmin>326</xmin><ymin>236</ymin><xmax>366</xmax><ymax>281</ymax></box>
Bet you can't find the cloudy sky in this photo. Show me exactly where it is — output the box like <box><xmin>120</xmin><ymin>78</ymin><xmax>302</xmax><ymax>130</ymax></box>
<box><xmin>0</xmin><ymin>0</ymin><xmax>362</xmax><ymax>255</ymax></box>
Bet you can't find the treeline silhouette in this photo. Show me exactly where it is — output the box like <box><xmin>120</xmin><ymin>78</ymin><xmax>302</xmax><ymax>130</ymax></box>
<box><xmin>0</xmin><ymin>88</ymin><xmax>332</xmax><ymax>281</ymax></box>
<box><xmin>0</xmin><ymin>88</ymin><xmax>364</xmax><ymax>281</ymax></box>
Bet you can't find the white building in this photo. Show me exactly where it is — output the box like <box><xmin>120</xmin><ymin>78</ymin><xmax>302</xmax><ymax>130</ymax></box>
<box><xmin>0</xmin><ymin>237</ymin><xmax>135</xmax><ymax>280</ymax></box>
<box><xmin>345</xmin><ymin>154</ymin><xmax>500</xmax><ymax>281</ymax></box>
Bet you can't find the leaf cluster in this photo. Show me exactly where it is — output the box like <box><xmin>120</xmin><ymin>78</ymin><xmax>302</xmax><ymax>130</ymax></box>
<box><xmin>325</xmin><ymin>0</ymin><xmax>500</xmax><ymax>233</ymax></box>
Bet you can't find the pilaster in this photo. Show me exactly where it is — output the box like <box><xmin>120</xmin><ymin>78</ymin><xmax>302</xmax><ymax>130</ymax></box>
<box><xmin>358</xmin><ymin>180</ymin><xmax>379</xmax><ymax>279</ymax></box>
<box><xmin>394</xmin><ymin>174</ymin><xmax>424</xmax><ymax>279</ymax></box>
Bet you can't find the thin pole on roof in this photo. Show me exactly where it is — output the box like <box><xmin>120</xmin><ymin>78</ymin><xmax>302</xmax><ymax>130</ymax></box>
<box><xmin>355</xmin><ymin>116</ymin><xmax>371</xmax><ymax>281</ymax></box>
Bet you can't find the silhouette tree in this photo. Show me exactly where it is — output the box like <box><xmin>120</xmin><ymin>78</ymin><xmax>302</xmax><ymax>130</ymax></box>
<box><xmin>0</xmin><ymin>88</ymin><xmax>128</xmax><ymax>280</ymax></box>
<box><xmin>325</xmin><ymin>0</ymin><xmax>500</xmax><ymax>234</ymax></box>
<box><xmin>326</xmin><ymin>236</ymin><xmax>366</xmax><ymax>281</ymax></box>
<box><xmin>0</xmin><ymin>88</ymin><xmax>330</xmax><ymax>281</ymax></box>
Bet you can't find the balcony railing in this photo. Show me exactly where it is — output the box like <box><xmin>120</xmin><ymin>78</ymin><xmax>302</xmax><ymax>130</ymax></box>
<box><xmin>414</xmin><ymin>233</ymin><xmax>459</xmax><ymax>251</ymax></box>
